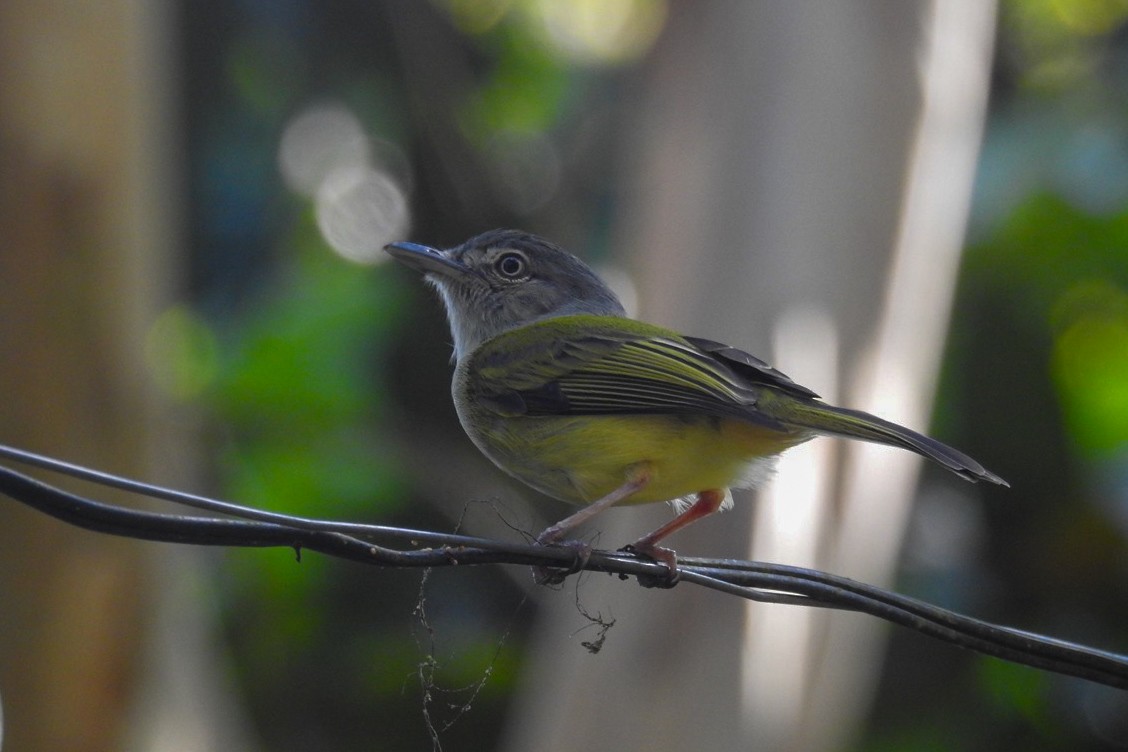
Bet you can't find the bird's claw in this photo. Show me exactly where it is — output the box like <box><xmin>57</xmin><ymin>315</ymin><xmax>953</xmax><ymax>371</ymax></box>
<box><xmin>532</xmin><ymin>538</ymin><xmax>592</xmax><ymax>586</ymax></box>
<box><xmin>620</xmin><ymin>543</ymin><xmax>680</xmax><ymax>588</ymax></box>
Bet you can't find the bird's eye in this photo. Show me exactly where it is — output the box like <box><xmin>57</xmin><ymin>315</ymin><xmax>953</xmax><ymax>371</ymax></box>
<box><xmin>495</xmin><ymin>252</ymin><xmax>528</xmax><ymax>280</ymax></box>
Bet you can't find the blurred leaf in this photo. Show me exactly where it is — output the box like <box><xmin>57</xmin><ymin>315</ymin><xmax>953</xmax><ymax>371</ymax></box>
<box><xmin>1002</xmin><ymin>0</ymin><xmax>1128</xmax><ymax>90</ymax></box>
<box><xmin>146</xmin><ymin>304</ymin><xmax>222</xmax><ymax>400</ymax></box>
<box><xmin>971</xmin><ymin>193</ymin><xmax>1128</xmax><ymax>302</ymax></box>
<box><xmin>207</xmin><ymin>213</ymin><xmax>410</xmax><ymax>524</ymax></box>
<box><xmin>976</xmin><ymin>656</ymin><xmax>1051</xmax><ymax>725</ymax></box>
<box><xmin>862</xmin><ymin>724</ymin><xmax>956</xmax><ymax>752</ymax></box>
<box><xmin>461</xmin><ymin>29</ymin><xmax>573</xmax><ymax>140</ymax></box>
<box><xmin>970</xmin><ymin>195</ymin><xmax>1128</xmax><ymax>458</ymax></box>
<box><xmin>1051</xmin><ymin>280</ymin><xmax>1128</xmax><ymax>454</ymax></box>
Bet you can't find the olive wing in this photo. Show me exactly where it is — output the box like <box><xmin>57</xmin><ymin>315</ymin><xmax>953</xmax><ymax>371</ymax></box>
<box><xmin>467</xmin><ymin>316</ymin><xmax>804</xmax><ymax>430</ymax></box>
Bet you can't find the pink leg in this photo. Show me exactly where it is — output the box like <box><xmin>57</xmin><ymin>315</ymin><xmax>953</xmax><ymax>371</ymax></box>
<box><xmin>533</xmin><ymin>471</ymin><xmax>650</xmax><ymax>585</ymax></box>
<box><xmin>627</xmin><ymin>489</ymin><xmax>727</xmax><ymax>574</ymax></box>
<box><xmin>536</xmin><ymin>472</ymin><xmax>650</xmax><ymax>545</ymax></box>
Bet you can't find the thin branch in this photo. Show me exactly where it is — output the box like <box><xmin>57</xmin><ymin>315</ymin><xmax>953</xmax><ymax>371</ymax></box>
<box><xmin>1</xmin><ymin>444</ymin><xmax>1125</xmax><ymax>690</ymax></box>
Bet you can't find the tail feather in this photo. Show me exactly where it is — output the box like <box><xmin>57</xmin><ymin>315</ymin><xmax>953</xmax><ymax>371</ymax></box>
<box><xmin>766</xmin><ymin>398</ymin><xmax>1008</xmax><ymax>486</ymax></box>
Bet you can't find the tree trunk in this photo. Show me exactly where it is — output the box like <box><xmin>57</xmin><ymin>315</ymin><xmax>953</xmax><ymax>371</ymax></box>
<box><xmin>0</xmin><ymin>3</ymin><xmax>217</xmax><ymax>750</ymax></box>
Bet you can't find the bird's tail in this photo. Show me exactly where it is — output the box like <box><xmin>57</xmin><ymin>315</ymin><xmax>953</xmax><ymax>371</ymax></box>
<box><xmin>763</xmin><ymin>397</ymin><xmax>1008</xmax><ymax>486</ymax></box>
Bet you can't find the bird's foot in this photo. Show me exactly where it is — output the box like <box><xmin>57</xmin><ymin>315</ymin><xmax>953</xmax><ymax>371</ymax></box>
<box><xmin>532</xmin><ymin>536</ymin><xmax>592</xmax><ymax>586</ymax></box>
<box><xmin>620</xmin><ymin>542</ymin><xmax>680</xmax><ymax>588</ymax></box>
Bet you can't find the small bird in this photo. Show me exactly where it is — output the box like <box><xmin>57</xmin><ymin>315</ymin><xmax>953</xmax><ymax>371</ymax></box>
<box><xmin>386</xmin><ymin>229</ymin><xmax>1006</xmax><ymax>576</ymax></box>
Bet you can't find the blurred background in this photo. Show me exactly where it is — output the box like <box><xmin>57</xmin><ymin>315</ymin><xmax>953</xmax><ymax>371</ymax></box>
<box><xmin>1</xmin><ymin>0</ymin><xmax>1127</xmax><ymax>750</ymax></box>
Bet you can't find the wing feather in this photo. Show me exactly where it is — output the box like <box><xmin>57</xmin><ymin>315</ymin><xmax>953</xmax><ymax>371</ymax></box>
<box><xmin>682</xmin><ymin>335</ymin><xmax>819</xmax><ymax>399</ymax></box>
<box><xmin>467</xmin><ymin>315</ymin><xmax>794</xmax><ymax>430</ymax></box>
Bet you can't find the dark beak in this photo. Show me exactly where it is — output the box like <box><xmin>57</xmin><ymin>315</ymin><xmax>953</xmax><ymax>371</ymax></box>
<box><xmin>384</xmin><ymin>241</ymin><xmax>473</xmax><ymax>279</ymax></box>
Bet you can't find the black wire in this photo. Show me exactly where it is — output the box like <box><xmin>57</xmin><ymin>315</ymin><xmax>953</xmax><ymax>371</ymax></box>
<box><xmin>0</xmin><ymin>444</ymin><xmax>487</xmax><ymax>549</ymax></box>
<box><xmin>1</xmin><ymin>446</ymin><xmax>1125</xmax><ymax>690</ymax></box>
<box><xmin>684</xmin><ymin>557</ymin><xmax>1128</xmax><ymax>682</ymax></box>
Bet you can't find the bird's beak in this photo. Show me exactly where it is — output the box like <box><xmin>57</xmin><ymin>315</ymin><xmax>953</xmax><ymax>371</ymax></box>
<box><xmin>384</xmin><ymin>241</ymin><xmax>474</xmax><ymax>280</ymax></box>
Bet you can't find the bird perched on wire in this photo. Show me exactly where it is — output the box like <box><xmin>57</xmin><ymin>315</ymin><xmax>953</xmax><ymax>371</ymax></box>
<box><xmin>386</xmin><ymin>229</ymin><xmax>1006</xmax><ymax>579</ymax></box>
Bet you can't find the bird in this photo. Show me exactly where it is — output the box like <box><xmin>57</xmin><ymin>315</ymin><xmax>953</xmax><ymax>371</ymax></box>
<box><xmin>385</xmin><ymin>229</ymin><xmax>1006</xmax><ymax>578</ymax></box>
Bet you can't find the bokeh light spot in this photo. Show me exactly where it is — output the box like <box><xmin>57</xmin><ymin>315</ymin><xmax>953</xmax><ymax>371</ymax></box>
<box><xmin>1049</xmin><ymin>0</ymin><xmax>1128</xmax><ymax>35</ymax></box>
<box><xmin>278</xmin><ymin>102</ymin><xmax>413</xmax><ymax>262</ymax></box>
<box><xmin>279</xmin><ymin>103</ymin><xmax>371</xmax><ymax>197</ymax></box>
<box><xmin>1051</xmin><ymin>279</ymin><xmax>1128</xmax><ymax>454</ymax></box>
<box><xmin>436</xmin><ymin>0</ymin><xmax>514</xmax><ymax>34</ymax></box>
<box><xmin>523</xmin><ymin>0</ymin><xmax>667</xmax><ymax>66</ymax></box>
<box><xmin>145</xmin><ymin>305</ymin><xmax>220</xmax><ymax>401</ymax></box>
<box><xmin>315</xmin><ymin>166</ymin><xmax>410</xmax><ymax>264</ymax></box>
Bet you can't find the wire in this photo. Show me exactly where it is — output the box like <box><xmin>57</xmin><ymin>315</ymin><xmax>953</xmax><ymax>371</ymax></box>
<box><xmin>1</xmin><ymin>444</ymin><xmax>1125</xmax><ymax>690</ymax></box>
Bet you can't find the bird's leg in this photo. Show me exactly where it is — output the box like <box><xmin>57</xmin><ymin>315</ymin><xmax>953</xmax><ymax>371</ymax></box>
<box><xmin>624</xmin><ymin>488</ymin><xmax>727</xmax><ymax>586</ymax></box>
<box><xmin>536</xmin><ymin>471</ymin><xmax>650</xmax><ymax>545</ymax></box>
<box><xmin>533</xmin><ymin>470</ymin><xmax>650</xmax><ymax>585</ymax></box>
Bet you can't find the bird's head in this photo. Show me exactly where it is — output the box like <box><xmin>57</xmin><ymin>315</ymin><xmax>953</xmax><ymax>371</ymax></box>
<box><xmin>385</xmin><ymin>229</ymin><xmax>626</xmax><ymax>360</ymax></box>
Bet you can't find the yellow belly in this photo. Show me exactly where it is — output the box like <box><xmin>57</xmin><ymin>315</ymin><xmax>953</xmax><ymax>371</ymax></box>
<box><xmin>462</xmin><ymin>412</ymin><xmax>810</xmax><ymax>506</ymax></box>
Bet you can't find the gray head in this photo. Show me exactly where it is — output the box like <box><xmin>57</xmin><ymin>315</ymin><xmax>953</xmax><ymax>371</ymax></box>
<box><xmin>385</xmin><ymin>229</ymin><xmax>626</xmax><ymax>360</ymax></box>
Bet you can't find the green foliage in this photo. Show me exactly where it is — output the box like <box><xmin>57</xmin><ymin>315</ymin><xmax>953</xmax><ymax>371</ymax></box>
<box><xmin>977</xmin><ymin>657</ymin><xmax>1052</xmax><ymax>725</ymax></box>
<box><xmin>1003</xmin><ymin>0</ymin><xmax>1128</xmax><ymax>92</ymax></box>
<box><xmin>1052</xmin><ymin>280</ymin><xmax>1128</xmax><ymax>454</ymax></box>
<box><xmin>212</xmin><ymin>216</ymin><xmax>409</xmax><ymax>518</ymax></box>
<box><xmin>969</xmin><ymin>193</ymin><xmax>1128</xmax><ymax>458</ymax></box>
<box><xmin>870</xmin><ymin>6</ymin><xmax>1128</xmax><ymax>750</ymax></box>
<box><xmin>862</xmin><ymin>723</ymin><xmax>959</xmax><ymax>752</ymax></box>
<box><xmin>461</xmin><ymin>27</ymin><xmax>575</xmax><ymax>140</ymax></box>
<box><xmin>199</xmin><ymin>211</ymin><xmax>416</xmax><ymax>711</ymax></box>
